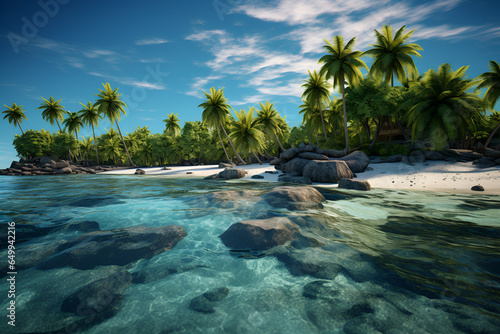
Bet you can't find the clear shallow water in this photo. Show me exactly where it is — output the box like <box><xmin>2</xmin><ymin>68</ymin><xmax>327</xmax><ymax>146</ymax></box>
<box><xmin>0</xmin><ymin>175</ymin><xmax>499</xmax><ymax>333</ymax></box>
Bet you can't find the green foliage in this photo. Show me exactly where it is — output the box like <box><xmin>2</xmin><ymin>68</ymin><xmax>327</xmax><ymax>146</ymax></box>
<box><xmin>179</xmin><ymin>121</ymin><xmax>214</xmax><ymax>162</ymax></box>
<box><xmin>476</xmin><ymin>60</ymin><xmax>500</xmax><ymax>110</ymax></box>
<box><xmin>230</xmin><ymin>108</ymin><xmax>266</xmax><ymax>160</ymax></box>
<box><xmin>38</xmin><ymin>96</ymin><xmax>65</xmax><ymax>131</ymax></box>
<box><xmin>163</xmin><ymin>112</ymin><xmax>181</xmax><ymax>137</ymax></box>
<box><xmin>50</xmin><ymin>132</ymin><xmax>78</xmax><ymax>159</ymax></box>
<box><xmin>2</xmin><ymin>103</ymin><xmax>27</xmax><ymax>134</ymax></box>
<box><xmin>13</xmin><ymin>130</ymin><xmax>52</xmax><ymax>158</ymax></box>
<box><xmin>367</xmin><ymin>142</ymin><xmax>409</xmax><ymax>157</ymax></box>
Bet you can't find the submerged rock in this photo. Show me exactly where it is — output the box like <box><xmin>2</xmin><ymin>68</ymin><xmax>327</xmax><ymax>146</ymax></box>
<box><xmin>220</xmin><ymin>217</ymin><xmax>299</xmax><ymax>250</ymax></box>
<box><xmin>189</xmin><ymin>287</ymin><xmax>229</xmax><ymax>313</ymax></box>
<box><xmin>338</xmin><ymin>178</ymin><xmax>371</xmax><ymax>191</ymax></box>
<box><xmin>303</xmin><ymin>160</ymin><xmax>354</xmax><ymax>183</ymax></box>
<box><xmin>37</xmin><ymin>225</ymin><xmax>187</xmax><ymax>270</ymax></box>
<box><xmin>278</xmin><ymin>175</ymin><xmax>312</xmax><ymax>185</ymax></box>
<box><xmin>217</xmin><ymin>168</ymin><xmax>246</xmax><ymax>179</ymax></box>
<box><xmin>262</xmin><ymin>186</ymin><xmax>325</xmax><ymax>210</ymax></box>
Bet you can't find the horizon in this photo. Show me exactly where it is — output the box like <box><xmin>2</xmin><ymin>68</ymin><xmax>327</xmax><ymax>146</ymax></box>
<box><xmin>1</xmin><ymin>0</ymin><xmax>500</xmax><ymax>168</ymax></box>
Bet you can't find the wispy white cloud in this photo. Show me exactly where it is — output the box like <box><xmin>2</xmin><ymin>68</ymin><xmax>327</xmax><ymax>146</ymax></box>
<box><xmin>83</xmin><ymin>49</ymin><xmax>115</xmax><ymax>58</ymax></box>
<box><xmin>185</xmin><ymin>30</ymin><xmax>227</xmax><ymax>42</ymax></box>
<box><xmin>186</xmin><ymin>75</ymin><xmax>223</xmax><ymax>98</ymax></box>
<box><xmin>139</xmin><ymin>58</ymin><xmax>165</xmax><ymax>63</ymax></box>
<box><xmin>88</xmin><ymin>72</ymin><xmax>165</xmax><ymax>90</ymax></box>
<box><xmin>135</xmin><ymin>38</ymin><xmax>169</xmax><ymax>45</ymax></box>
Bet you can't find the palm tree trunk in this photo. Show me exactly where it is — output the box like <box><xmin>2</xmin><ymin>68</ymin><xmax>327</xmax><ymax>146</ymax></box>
<box><xmin>396</xmin><ymin>118</ymin><xmax>410</xmax><ymax>141</ymax></box>
<box><xmin>216</xmin><ymin>125</ymin><xmax>231</xmax><ymax>162</ymax></box>
<box><xmin>485</xmin><ymin>122</ymin><xmax>500</xmax><ymax>148</ymax></box>
<box><xmin>16</xmin><ymin>120</ymin><xmax>25</xmax><ymax>135</ymax></box>
<box><xmin>369</xmin><ymin>118</ymin><xmax>383</xmax><ymax>150</ymax></box>
<box><xmin>55</xmin><ymin>119</ymin><xmax>62</xmax><ymax>132</ymax></box>
<box><xmin>318</xmin><ymin>97</ymin><xmax>328</xmax><ymax>141</ymax></box>
<box><xmin>273</xmin><ymin>132</ymin><xmax>285</xmax><ymax>152</ymax></box>
<box><xmin>92</xmin><ymin>124</ymin><xmax>99</xmax><ymax>165</ymax></box>
<box><xmin>340</xmin><ymin>75</ymin><xmax>350</xmax><ymax>153</ymax></box>
<box><xmin>75</xmin><ymin>131</ymin><xmax>82</xmax><ymax>161</ymax></box>
<box><xmin>253</xmin><ymin>152</ymin><xmax>262</xmax><ymax>164</ymax></box>
<box><xmin>220</xmin><ymin>120</ymin><xmax>246</xmax><ymax>165</ymax></box>
<box><xmin>115</xmin><ymin>120</ymin><xmax>135</xmax><ymax>166</ymax></box>
<box><xmin>315</xmin><ymin>131</ymin><xmax>320</xmax><ymax>147</ymax></box>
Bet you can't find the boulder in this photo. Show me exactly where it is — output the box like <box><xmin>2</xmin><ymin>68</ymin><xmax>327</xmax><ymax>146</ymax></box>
<box><xmin>331</xmin><ymin>151</ymin><xmax>370</xmax><ymax>173</ymax></box>
<box><xmin>280</xmin><ymin>147</ymin><xmax>300</xmax><ymax>160</ymax></box>
<box><xmin>55</xmin><ymin>161</ymin><xmax>70</xmax><ymax>168</ymax></box>
<box><xmin>55</xmin><ymin>167</ymin><xmax>72</xmax><ymax>174</ymax></box>
<box><xmin>189</xmin><ymin>287</ymin><xmax>229</xmax><ymax>314</ymax></box>
<box><xmin>251</xmin><ymin>175</ymin><xmax>264</xmax><ymax>179</ymax></box>
<box><xmin>297</xmin><ymin>144</ymin><xmax>317</xmax><ymax>153</ymax></box>
<box><xmin>269</xmin><ymin>158</ymin><xmax>283</xmax><ymax>165</ymax></box>
<box><xmin>442</xmin><ymin>149</ymin><xmax>482</xmax><ymax>162</ymax></box>
<box><xmin>39</xmin><ymin>156</ymin><xmax>55</xmax><ymax>165</ymax></box>
<box><xmin>298</xmin><ymin>152</ymin><xmax>329</xmax><ymax>160</ymax></box>
<box><xmin>262</xmin><ymin>186</ymin><xmax>325</xmax><ymax>210</ymax></box>
<box><xmin>135</xmin><ymin>169</ymin><xmax>146</xmax><ymax>175</ymax></box>
<box><xmin>471</xmin><ymin>185</ymin><xmax>485</xmax><ymax>191</ymax></box>
<box><xmin>402</xmin><ymin>156</ymin><xmax>412</xmax><ymax>165</ymax></box>
<box><xmin>316</xmin><ymin>148</ymin><xmax>345</xmax><ymax>158</ymax></box>
<box><xmin>496</xmin><ymin>158</ymin><xmax>500</xmax><ymax>165</ymax></box>
<box><xmin>37</xmin><ymin>225</ymin><xmax>187</xmax><ymax>270</ymax></box>
<box><xmin>303</xmin><ymin>160</ymin><xmax>354</xmax><ymax>183</ymax></box>
<box><xmin>483</xmin><ymin>148</ymin><xmax>500</xmax><ymax>159</ymax></box>
<box><xmin>278</xmin><ymin>176</ymin><xmax>312</xmax><ymax>185</ymax></box>
<box><xmin>408</xmin><ymin>150</ymin><xmax>426</xmax><ymax>163</ymax></box>
<box><xmin>425</xmin><ymin>150</ymin><xmax>446</xmax><ymax>161</ymax></box>
<box><xmin>220</xmin><ymin>217</ymin><xmax>299</xmax><ymax>250</ymax></box>
<box><xmin>218</xmin><ymin>162</ymin><xmax>235</xmax><ymax>168</ymax></box>
<box><xmin>217</xmin><ymin>168</ymin><xmax>246</xmax><ymax>179</ymax></box>
<box><xmin>338</xmin><ymin>178</ymin><xmax>371</xmax><ymax>191</ymax></box>
<box><xmin>380</xmin><ymin>154</ymin><xmax>404</xmax><ymax>163</ymax></box>
<box><xmin>281</xmin><ymin>157</ymin><xmax>311</xmax><ymax>175</ymax></box>
<box><xmin>473</xmin><ymin>157</ymin><xmax>496</xmax><ymax>168</ymax></box>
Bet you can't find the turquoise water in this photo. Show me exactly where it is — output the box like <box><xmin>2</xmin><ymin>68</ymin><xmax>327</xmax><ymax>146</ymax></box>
<box><xmin>0</xmin><ymin>175</ymin><xmax>499</xmax><ymax>333</ymax></box>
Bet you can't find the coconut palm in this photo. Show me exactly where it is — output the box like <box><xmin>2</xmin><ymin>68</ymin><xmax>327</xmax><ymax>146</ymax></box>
<box><xmin>2</xmin><ymin>103</ymin><xmax>27</xmax><ymax>134</ymax></box>
<box><xmin>302</xmin><ymin>70</ymin><xmax>332</xmax><ymax>140</ymax></box>
<box><xmin>299</xmin><ymin>100</ymin><xmax>325</xmax><ymax>146</ymax></box>
<box><xmin>199</xmin><ymin>87</ymin><xmax>245</xmax><ymax>164</ymax></box>
<box><xmin>163</xmin><ymin>112</ymin><xmax>181</xmax><ymax>137</ymax></box>
<box><xmin>230</xmin><ymin>107</ymin><xmax>266</xmax><ymax>164</ymax></box>
<box><xmin>319</xmin><ymin>35</ymin><xmax>368</xmax><ymax>153</ymax></box>
<box><xmin>78</xmin><ymin>101</ymin><xmax>102</xmax><ymax>164</ymax></box>
<box><xmin>405</xmin><ymin>63</ymin><xmax>482</xmax><ymax>150</ymax></box>
<box><xmin>80</xmin><ymin>136</ymin><xmax>94</xmax><ymax>160</ymax></box>
<box><xmin>363</xmin><ymin>25</ymin><xmax>423</xmax><ymax>87</ymax></box>
<box><xmin>476</xmin><ymin>61</ymin><xmax>500</xmax><ymax>147</ymax></box>
<box><xmin>94</xmin><ymin>83</ymin><xmax>134</xmax><ymax>166</ymax></box>
<box><xmin>102</xmin><ymin>136</ymin><xmax>122</xmax><ymax>165</ymax></box>
<box><xmin>255</xmin><ymin>101</ymin><xmax>285</xmax><ymax>152</ymax></box>
<box><xmin>38</xmin><ymin>96</ymin><xmax>65</xmax><ymax>131</ymax></box>
<box><xmin>62</xmin><ymin>111</ymin><xmax>85</xmax><ymax>161</ymax></box>
<box><xmin>484</xmin><ymin>111</ymin><xmax>500</xmax><ymax>149</ymax></box>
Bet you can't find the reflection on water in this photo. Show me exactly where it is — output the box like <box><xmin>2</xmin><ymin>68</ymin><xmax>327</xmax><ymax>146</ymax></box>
<box><xmin>0</xmin><ymin>175</ymin><xmax>499</xmax><ymax>333</ymax></box>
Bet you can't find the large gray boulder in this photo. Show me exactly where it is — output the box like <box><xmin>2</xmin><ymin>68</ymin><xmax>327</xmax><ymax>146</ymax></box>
<box><xmin>37</xmin><ymin>225</ymin><xmax>187</xmax><ymax>270</ymax></box>
<box><xmin>483</xmin><ymin>148</ymin><xmax>500</xmax><ymax>159</ymax></box>
<box><xmin>55</xmin><ymin>167</ymin><xmax>72</xmax><ymax>174</ymax></box>
<box><xmin>408</xmin><ymin>150</ymin><xmax>425</xmax><ymax>163</ymax></box>
<box><xmin>220</xmin><ymin>217</ymin><xmax>299</xmax><ymax>250</ymax></box>
<box><xmin>298</xmin><ymin>152</ymin><xmax>329</xmax><ymax>160</ymax></box>
<box><xmin>217</xmin><ymin>168</ymin><xmax>246</xmax><ymax>179</ymax></box>
<box><xmin>338</xmin><ymin>178</ymin><xmax>371</xmax><ymax>191</ymax></box>
<box><xmin>297</xmin><ymin>144</ymin><xmax>317</xmax><ymax>153</ymax></box>
<box><xmin>473</xmin><ymin>157</ymin><xmax>496</xmax><ymax>168</ymax></box>
<box><xmin>315</xmin><ymin>148</ymin><xmax>346</xmax><ymax>158</ymax></box>
<box><xmin>39</xmin><ymin>156</ymin><xmax>55</xmax><ymax>166</ymax></box>
<box><xmin>55</xmin><ymin>161</ymin><xmax>70</xmax><ymax>168</ymax></box>
<box><xmin>331</xmin><ymin>151</ymin><xmax>370</xmax><ymax>173</ymax></box>
<box><xmin>425</xmin><ymin>150</ymin><xmax>446</xmax><ymax>161</ymax></box>
<box><xmin>281</xmin><ymin>157</ymin><xmax>311</xmax><ymax>175</ymax></box>
<box><xmin>218</xmin><ymin>162</ymin><xmax>235</xmax><ymax>168</ymax></box>
<box><xmin>442</xmin><ymin>149</ymin><xmax>482</xmax><ymax>162</ymax></box>
<box><xmin>303</xmin><ymin>160</ymin><xmax>354</xmax><ymax>183</ymax></box>
<box><xmin>280</xmin><ymin>147</ymin><xmax>301</xmax><ymax>160</ymax></box>
<box><xmin>262</xmin><ymin>186</ymin><xmax>325</xmax><ymax>210</ymax></box>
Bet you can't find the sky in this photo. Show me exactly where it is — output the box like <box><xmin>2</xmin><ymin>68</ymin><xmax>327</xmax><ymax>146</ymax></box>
<box><xmin>1</xmin><ymin>0</ymin><xmax>499</xmax><ymax>168</ymax></box>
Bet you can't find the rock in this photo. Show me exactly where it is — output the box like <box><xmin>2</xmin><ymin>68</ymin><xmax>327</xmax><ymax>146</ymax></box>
<box><xmin>496</xmin><ymin>158</ymin><xmax>500</xmax><ymax>165</ymax></box>
<box><xmin>483</xmin><ymin>148</ymin><xmax>500</xmax><ymax>159</ymax></box>
<box><xmin>39</xmin><ymin>156</ymin><xmax>55</xmax><ymax>165</ymax></box>
<box><xmin>55</xmin><ymin>167</ymin><xmax>73</xmax><ymax>174</ymax></box>
<box><xmin>303</xmin><ymin>160</ymin><xmax>354</xmax><ymax>183</ymax></box>
<box><xmin>408</xmin><ymin>150</ymin><xmax>426</xmax><ymax>163</ymax></box>
<box><xmin>204</xmin><ymin>174</ymin><xmax>218</xmax><ymax>180</ymax></box>
<box><xmin>58</xmin><ymin>221</ymin><xmax>100</xmax><ymax>233</ymax></box>
<box><xmin>55</xmin><ymin>161</ymin><xmax>70</xmax><ymax>168</ymax></box>
<box><xmin>189</xmin><ymin>287</ymin><xmax>229</xmax><ymax>313</ymax></box>
<box><xmin>280</xmin><ymin>157</ymin><xmax>311</xmax><ymax>175</ymax></box>
<box><xmin>332</xmin><ymin>151</ymin><xmax>370</xmax><ymax>173</ymax></box>
<box><xmin>37</xmin><ymin>225</ymin><xmax>187</xmax><ymax>270</ymax></box>
<box><xmin>262</xmin><ymin>186</ymin><xmax>325</xmax><ymax>211</ymax></box>
<box><xmin>442</xmin><ymin>149</ymin><xmax>482</xmax><ymax>162</ymax></box>
<box><xmin>203</xmin><ymin>287</ymin><xmax>229</xmax><ymax>302</ymax></box>
<box><xmin>269</xmin><ymin>158</ymin><xmax>283</xmax><ymax>165</ymax></box>
<box><xmin>186</xmin><ymin>172</ymin><xmax>193</xmax><ymax>174</ymax></box>
<box><xmin>251</xmin><ymin>175</ymin><xmax>264</xmax><ymax>179</ymax></box>
<box><xmin>278</xmin><ymin>176</ymin><xmax>312</xmax><ymax>185</ymax></box>
<box><xmin>298</xmin><ymin>152</ymin><xmax>329</xmax><ymax>160</ymax></box>
<box><xmin>217</xmin><ymin>168</ymin><xmax>246</xmax><ymax>179</ymax></box>
<box><xmin>380</xmin><ymin>154</ymin><xmax>404</xmax><ymax>163</ymax></box>
<box><xmin>425</xmin><ymin>150</ymin><xmax>446</xmax><ymax>161</ymax></box>
<box><xmin>163</xmin><ymin>167</ymin><xmax>172</xmax><ymax>170</ymax></box>
<box><xmin>338</xmin><ymin>178</ymin><xmax>371</xmax><ymax>191</ymax></box>
<box><xmin>265</xmin><ymin>170</ymin><xmax>279</xmax><ymax>174</ymax></box>
<box><xmin>402</xmin><ymin>156</ymin><xmax>412</xmax><ymax>165</ymax></box>
<box><xmin>220</xmin><ymin>217</ymin><xmax>299</xmax><ymax>250</ymax></box>
<box><xmin>280</xmin><ymin>147</ymin><xmax>300</xmax><ymax>160</ymax></box>
<box><xmin>135</xmin><ymin>169</ymin><xmax>146</xmax><ymax>175</ymax></box>
<box><xmin>471</xmin><ymin>185</ymin><xmax>485</xmax><ymax>191</ymax></box>
<box><xmin>218</xmin><ymin>162</ymin><xmax>235</xmax><ymax>168</ymax></box>
<box><xmin>316</xmin><ymin>148</ymin><xmax>345</xmax><ymax>158</ymax></box>
<box><xmin>297</xmin><ymin>144</ymin><xmax>317</xmax><ymax>153</ymax></box>
<box><xmin>473</xmin><ymin>157</ymin><xmax>496</xmax><ymax>168</ymax></box>
<box><xmin>61</xmin><ymin>270</ymin><xmax>132</xmax><ymax>314</ymax></box>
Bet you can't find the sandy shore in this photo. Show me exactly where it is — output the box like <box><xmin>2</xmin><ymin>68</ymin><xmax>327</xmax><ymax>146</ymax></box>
<box><xmin>101</xmin><ymin>161</ymin><xmax>500</xmax><ymax>195</ymax></box>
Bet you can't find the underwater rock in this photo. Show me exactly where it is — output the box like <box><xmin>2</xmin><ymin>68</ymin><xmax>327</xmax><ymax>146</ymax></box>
<box><xmin>189</xmin><ymin>287</ymin><xmax>229</xmax><ymax>313</ymax></box>
<box><xmin>216</xmin><ymin>168</ymin><xmax>246</xmax><ymax>179</ymax></box>
<box><xmin>330</xmin><ymin>151</ymin><xmax>370</xmax><ymax>173</ymax></box>
<box><xmin>37</xmin><ymin>225</ymin><xmax>187</xmax><ymax>270</ymax></box>
<box><xmin>303</xmin><ymin>160</ymin><xmax>354</xmax><ymax>183</ymax></box>
<box><xmin>220</xmin><ymin>217</ymin><xmax>300</xmax><ymax>250</ymax></box>
<box><xmin>303</xmin><ymin>280</ymin><xmax>338</xmax><ymax>299</ymax></box>
<box><xmin>338</xmin><ymin>178</ymin><xmax>371</xmax><ymax>191</ymax></box>
<box><xmin>262</xmin><ymin>186</ymin><xmax>325</xmax><ymax>210</ymax></box>
<box><xmin>278</xmin><ymin>175</ymin><xmax>312</xmax><ymax>185</ymax></box>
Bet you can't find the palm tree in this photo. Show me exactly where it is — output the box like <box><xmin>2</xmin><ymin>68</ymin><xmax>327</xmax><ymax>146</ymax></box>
<box><xmin>95</xmin><ymin>83</ymin><xmax>134</xmax><ymax>166</ymax></box>
<box><xmin>2</xmin><ymin>103</ymin><xmax>27</xmax><ymax>134</ymax></box>
<box><xmin>163</xmin><ymin>112</ymin><xmax>181</xmax><ymax>137</ymax></box>
<box><xmin>405</xmin><ymin>63</ymin><xmax>482</xmax><ymax>150</ymax></box>
<box><xmin>102</xmin><ymin>136</ymin><xmax>122</xmax><ymax>165</ymax></box>
<box><xmin>199</xmin><ymin>87</ymin><xmax>245</xmax><ymax>164</ymax></box>
<box><xmin>80</xmin><ymin>136</ymin><xmax>94</xmax><ymax>160</ymax></box>
<box><xmin>62</xmin><ymin>111</ymin><xmax>84</xmax><ymax>161</ymax></box>
<box><xmin>38</xmin><ymin>96</ymin><xmax>65</xmax><ymax>131</ymax></box>
<box><xmin>319</xmin><ymin>35</ymin><xmax>368</xmax><ymax>153</ymax></box>
<box><xmin>301</xmin><ymin>70</ymin><xmax>332</xmax><ymax>141</ymax></box>
<box><xmin>299</xmin><ymin>100</ymin><xmax>325</xmax><ymax>146</ymax></box>
<box><xmin>484</xmin><ymin>111</ymin><xmax>500</xmax><ymax>149</ymax></box>
<box><xmin>78</xmin><ymin>101</ymin><xmax>102</xmax><ymax>164</ymax></box>
<box><xmin>476</xmin><ymin>60</ymin><xmax>500</xmax><ymax>147</ymax></box>
<box><xmin>363</xmin><ymin>25</ymin><xmax>423</xmax><ymax>87</ymax></box>
<box><xmin>230</xmin><ymin>107</ymin><xmax>266</xmax><ymax>164</ymax></box>
<box><xmin>255</xmin><ymin>101</ymin><xmax>285</xmax><ymax>152</ymax></box>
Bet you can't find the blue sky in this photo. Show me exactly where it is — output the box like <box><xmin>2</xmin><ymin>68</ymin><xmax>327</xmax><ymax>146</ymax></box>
<box><xmin>1</xmin><ymin>0</ymin><xmax>499</xmax><ymax>168</ymax></box>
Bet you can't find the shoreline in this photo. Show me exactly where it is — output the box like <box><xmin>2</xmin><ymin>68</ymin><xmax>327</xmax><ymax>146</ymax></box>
<box><xmin>100</xmin><ymin>161</ymin><xmax>500</xmax><ymax>195</ymax></box>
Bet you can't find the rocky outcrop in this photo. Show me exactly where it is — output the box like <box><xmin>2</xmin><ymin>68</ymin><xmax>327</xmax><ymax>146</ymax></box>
<box><xmin>303</xmin><ymin>160</ymin><xmax>354</xmax><ymax>183</ymax></box>
<box><xmin>262</xmin><ymin>186</ymin><xmax>325</xmax><ymax>210</ymax></box>
<box><xmin>280</xmin><ymin>158</ymin><xmax>311</xmax><ymax>175</ymax></box>
<box><xmin>442</xmin><ymin>149</ymin><xmax>483</xmax><ymax>162</ymax></box>
<box><xmin>424</xmin><ymin>150</ymin><xmax>446</xmax><ymax>161</ymax></box>
<box><xmin>338</xmin><ymin>178</ymin><xmax>371</xmax><ymax>191</ymax></box>
<box><xmin>473</xmin><ymin>157</ymin><xmax>496</xmax><ymax>168</ymax></box>
<box><xmin>298</xmin><ymin>152</ymin><xmax>329</xmax><ymax>160</ymax></box>
<box><xmin>330</xmin><ymin>151</ymin><xmax>370</xmax><ymax>173</ymax></box>
<box><xmin>216</xmin><ymin>168</ymin><xmax>246</xmax><ymax>179</ymax></box>
<box><xmin>408</xmin><ymin>150</ymin><xmax>426</xmax><ymax>164</ymax></box>
<box><xmin>37</xmin><ymin>225</ymin><xmax>187</xmax><ymax>270</ymax></box>
<box><xmin>220</xmin><ymin>217</ymin><xmax>300</xmax><ymax>250</ymax></box>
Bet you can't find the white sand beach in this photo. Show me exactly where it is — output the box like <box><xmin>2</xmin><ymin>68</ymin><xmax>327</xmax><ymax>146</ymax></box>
<box><xmin>101</xmin><ymin>161</ymin><xmax>500</xmax><ymax>195</ymax></box>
